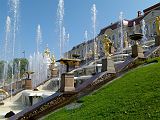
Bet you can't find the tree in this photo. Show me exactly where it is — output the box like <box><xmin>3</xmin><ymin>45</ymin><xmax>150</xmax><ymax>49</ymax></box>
<box><xmin>13</xmin><ymin>58</ymin><xmax>29</xmax><ymax>78</ymax></box>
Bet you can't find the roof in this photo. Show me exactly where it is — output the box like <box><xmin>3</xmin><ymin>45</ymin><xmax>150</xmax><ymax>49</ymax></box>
<box><xmin>128</xmin><ymin>15</ymin><xmax>145</xmax><ymax>27</ymax></box>
<box><xmin>99</xmin><ymin>22</ymin><xmax>119</xmax><ymax>35</ymax></box>
<box><xmin>71</xmin><ymin>39</ymin><xmax>94</xmax><ymax>50</ymax></box>
<box><xmin>143</xmin><ymin>2</ymin><xmax>160</xmax><ymax>14</ymax></box>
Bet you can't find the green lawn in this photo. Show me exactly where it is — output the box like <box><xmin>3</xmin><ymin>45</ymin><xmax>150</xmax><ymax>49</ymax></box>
<box><xmin>45</xmin><ymin>61</ymin><xmax>160</xmax><ymax>120</ymax></box>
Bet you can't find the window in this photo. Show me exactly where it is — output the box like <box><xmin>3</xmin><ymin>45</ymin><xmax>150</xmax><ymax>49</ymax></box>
<box><xmin>145</xmin><ymin>25</ymin><xmax>148</xmax><ymax>31</ymax></box>
<box><xmin>112</xmin><ymin>35</ymin><xmax>115</xmax><ymax>40</ymax></box>
<box><xmin>153</xmin><ymin>22</ymin><xmax>156</xmax><ymax>29</ymax></box>
<box><xmin>151</xmin><ymin>12</ymin><xmax>154</xmax><ymax>17</ymax></box>
<box><xmin>139</xmin><ymin>29</ymin><xmax>142</xmax><ymax>33</ymax></box>
<box><xmin>119</xmin><ymin>33</ymin><xmax>121</xmax><ymax>38</ymax></box>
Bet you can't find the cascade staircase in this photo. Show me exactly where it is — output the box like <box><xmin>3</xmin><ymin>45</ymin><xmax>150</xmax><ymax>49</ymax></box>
<box><xmin>9</xmin><ymin>46</ymin><xmax>160</xmax><ymax>120</ymax></box>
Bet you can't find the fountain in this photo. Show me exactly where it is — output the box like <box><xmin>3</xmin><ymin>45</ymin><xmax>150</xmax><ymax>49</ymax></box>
<box><xmin>36</xmin><ymin>24</ymin><xmax>42</xmax><ymax>54</ymax></box>
<box><xmin>66</xmin><ymin>33</ymin><xmax>70</xmax><ymax>58</ymax></box>
<box><xmin>84</xmin><ymin>30</ymin><xmax>88</xmax><ymax>61</ymax></box>
<box><xmin>28</xmin><ymin>25</ymin><xmax>49</xmax><ymax>89</ymax></box>
<box><xmin>62</xmin><ymin>27</ymin><xmax>66</xmax><ymax>54</ymax></box>
<box><xmin>28</xmin><ymin>52</ymin><xmax>48</xmax><ymax>89</ymax></box>
<box><xmin>91</xmin><ymin>4</ymin><xmax>98</xmax><ymax>74</ymax></box>
<box><xmin>119</xmin><ymin>12</ymin><xmax>124</xmax><ymax>52</ymax></box>
<box><xmin>57</xmin><ymin>0</ymin><xmax>65</xmax><ymax>82</ymax></box>
<box><xmin>129</xmin><ymin>33</ymin><xmax>144</xmax><ymax>58</ymax></box>
<box><xmin>62</xmin><ymin>27</ymin><xmax>69</xmax><ymax>58</ymax></box>
<box><xmin>91</xmin><ymin>4</ymin><xmax>97</xmax><ymax>60</ymax></box>
<box><xmin>2</xmin><ymin>16</ymin><xmax>11</xmax><ymax>88</ymax></box>
<box><xmin>9</xmin><ymin>0</ymin><xmax>20</xmax><ymax>99</ymax></box>
<box><xmin>133</xmin><ymin>21</ymin><xmax>136</xmax><ymax>33</ymax></box>
<box><xmin>141</xmin><ymin>20</ymin><xmax>147</xmax><ymax>43</ymax></box>
<box><xmin>57</xmin><ymin>0</ymin><xmax>64</xmax><ymax>58</ymax></box>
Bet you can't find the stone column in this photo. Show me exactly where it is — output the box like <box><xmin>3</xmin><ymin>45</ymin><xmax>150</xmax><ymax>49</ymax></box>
<box><xmin>155</xmin><ymin>36</ymin><xmax>160</xmax><ymax>46</ymax></box>
<box><xmin>60</xmin><ymin>73</ymin><xmax>75</xmax><ymax>92</ymax></box>
<box><xmin>131</xmin><ymin>44</ymin><xmax>144</xmax><ymax>58</ymax></box>
<box><xmin>101</xmin><ymin>57</ymin><xmax>115</xmax><ymax>73</ymax></box>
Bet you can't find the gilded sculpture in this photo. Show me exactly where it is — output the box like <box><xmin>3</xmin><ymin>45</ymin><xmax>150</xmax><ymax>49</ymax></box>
<box><xmin>124</xmin><ymin>32</ymin><xmax>129</xmax><ymax>48</ymax></box>
<box><xmin>43</xmin><ymin>45</ymin><xmax>50</xmax><ymax>58</ymax></box>
<box><xmin>156</xmin><ymin>16</ymin><xmax>160</xmax><ymax>36</ymax></box>
<box><xmin>102</xmin><ymin>35</ymin><xmax>112</xmax><ymax>56</ymax></box>
<box><xmin>51</xmin><ymin>54</ymin><xmax>56</xmax><ymax>65</ymax></box>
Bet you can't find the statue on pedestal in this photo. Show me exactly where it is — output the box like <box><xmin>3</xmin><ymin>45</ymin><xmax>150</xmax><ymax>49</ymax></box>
<box><xmin>43</xmin><ymin>45</ymin><xmax>50</xmax><ymax>58</ymax></box>
<box><xmin>102</xmin><ymin>35</ymin><xmax>112</xmax><ymax>56</ymax></box>
<box><xmin>101</xmin><ymin>35</ymin><xmax>115</xmax><ymax>73</ymax></box>
<box><xmin>50</xmin><ymin>54</ymin><xmax>58</xmax><ymax>77</ymax></box>
<box><xmin>43</xmin><ymin>45</ymin><xmax>52</xmax><ymax>68</ymax></box>
<box><xmin>124</xmin><ymin>32</ymin><xmax>129</xmax><ymax>48</ymax></box>
<box><xmin>51</xmin><ymin>54</ymin><xmax>56</xmax><ymax>65</ymax></box>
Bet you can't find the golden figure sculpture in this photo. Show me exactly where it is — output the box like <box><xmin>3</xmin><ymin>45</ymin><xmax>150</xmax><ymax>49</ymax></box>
<box><xmin>102</xmin><ymin>35</ymin><xmax>112</xmax><ymax>56</ymax></box>
<box><xmin>51</xmin><ymin>54</ymin><xmax>56</xmax><ymax>64</ymax></box>
<box><xmin>124</xmin><ymin>32</ymin><xmax>128</xmax><ymax>48</ymax></box>
<box><xmin>156</xmin><ymin>16</ymin><xmax>160</xmax><ymax>36</ymax></box>
<box><xmin>44</xmin><ymin>47</ymin><xmax>50</xmax><ymax>58</ymax></box>
<box><xmin>0</xmin><ymin>89</ymin><xmax>9</xmax><ymax>96</ymax></box>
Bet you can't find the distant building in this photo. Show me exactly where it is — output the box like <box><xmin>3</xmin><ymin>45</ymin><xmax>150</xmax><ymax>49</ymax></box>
<box><xmin>65</xmin><ymin>2</ymin><xmax>160</xmax><ymax>60</ymax></box>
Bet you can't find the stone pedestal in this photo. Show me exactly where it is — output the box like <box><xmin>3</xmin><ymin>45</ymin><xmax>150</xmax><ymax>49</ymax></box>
<box><xmin>51</xmin><ymin>69</ymin><xmax>58</xmax><ymax>77</ymax></box>
<box><xmin>60</xmin><ymin>73</ymin><xmax>75</xmax><ymax>92</ymax></box>
<box><xmin>24</xmin><ymin>79</ymin><xmax>32</xmax><ymax>89</ymax></box>
<box><xmin>101</xmin><ymin>57</ymin><xmax>115</xmax><ymax>73</ymax></box>
<box><xmin>49</xmin><ymin>64</ymin><xmax>58</xmax><ymax>78</ymax></box>
<box><xmin>155</xmin><ymin>36</ymin><xmax>160</xmax><ymax>46</ymax></box>
<box><xmin>74</xmin><ymin>61</ymin><xmax>80</xmax><ymax>69</ymax></box>
<box><xmin>132</xmin><ymin>45</ymin><xmax>144</xmax><ymax>58</ymax></box>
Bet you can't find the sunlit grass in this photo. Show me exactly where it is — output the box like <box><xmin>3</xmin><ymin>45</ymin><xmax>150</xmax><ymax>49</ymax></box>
<box><xmin>45</xmin><ymin>61</ymin><xmax>160</xmax><ymax>120</ymax></box>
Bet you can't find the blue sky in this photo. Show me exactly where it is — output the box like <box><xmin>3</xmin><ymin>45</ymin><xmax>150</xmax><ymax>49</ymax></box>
<box><xmin>0</xmin><ymin>0</ymin><xmax>159</xmax><ymax>60</ymax></box>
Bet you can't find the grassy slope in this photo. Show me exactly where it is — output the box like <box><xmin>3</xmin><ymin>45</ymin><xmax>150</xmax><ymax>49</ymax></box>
<box><xmin>45</xmin><ymin>62</ymin><xmax>160</xmax><ymax>120</ymax></box>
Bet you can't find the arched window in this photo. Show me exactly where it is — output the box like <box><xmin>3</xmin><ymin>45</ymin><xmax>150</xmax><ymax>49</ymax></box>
<box><xmin>145</xmin><ymin>25</ymin><xmax>148</xmax><ymax>30</ymax></box>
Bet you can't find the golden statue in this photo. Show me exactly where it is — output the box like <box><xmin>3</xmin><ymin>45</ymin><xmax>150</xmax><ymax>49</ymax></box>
<box><xmin>51</xmin><ymin>54</ymin><xmax>56</xmax><ymax>65</ymax></box>
<box><xmin>0</xmin><ymin>89</ymin><xmax>9</xmax><ymax>96</ymax></box>
<box><xmin>156</xmin><ymin>16</ymin><xmax>160</xmax><ymax>36</ymax></box>
<box><xmin>124</xmin><ymin>32</ymin><xmax>128</xmax><ymax>48</ymax></box>
<box><xmin>43</xmin><ymin>45</ymin><xmax>50</xmax><ymax>58</ymax></box>
<box><xmin>102</xmin><ymin>35</ymin><xmax>112</xmax><ymax>56</ymax></box>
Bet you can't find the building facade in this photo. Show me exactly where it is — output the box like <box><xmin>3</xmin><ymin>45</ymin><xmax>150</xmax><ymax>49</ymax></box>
<box><xmin>65</xmin><ymin>2</ymin><xmax>160</xmax><ymax>60</ymax></box>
